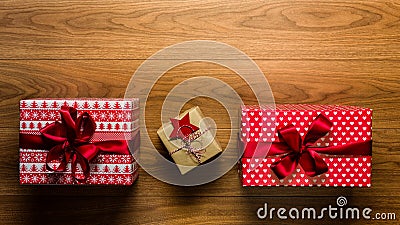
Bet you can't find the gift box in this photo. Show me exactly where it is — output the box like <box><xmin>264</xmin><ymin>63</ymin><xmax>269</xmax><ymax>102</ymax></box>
<box><xmin>240</xmin><ymin>104</ymin><xmax>372</xmax><ymax>187</ymax></box>
<box><xmin>19</xmin><ymin>99</ymin><xmax>139</xmax><ymax>185</ymax></box>
<box><xmin>157</xmin><ymin>106</ymin><xmax>222</xmax><ymax>174</ymax></box>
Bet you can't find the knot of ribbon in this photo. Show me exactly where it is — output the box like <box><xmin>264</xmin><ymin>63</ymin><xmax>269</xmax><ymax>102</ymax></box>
<box><xmin>168</xmin><ymin>112</ymin><xmax>208</xmax><ymax>164</ymax></box>
<box><xmin>20</xmin><ymin>106</ymin><xmax>130</xmax><ymax>182</ymax></box>
<box><xmin>170</xmin><ymin>128</ymin><xmax>210</xmax><ymax>164</ymax></box>
<box><xmin>270</xmin><ymin>114</ymin><xmax>333</xmax><ymax>179</ymax></box>
<box><xmin>244</xmin><ymin>114</ymin><xmax>372</xmax><ymax>179</ymax></box>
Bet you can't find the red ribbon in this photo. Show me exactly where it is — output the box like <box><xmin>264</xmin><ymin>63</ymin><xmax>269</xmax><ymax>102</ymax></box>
<box><xmin>243</xmin><ymin>114</ymin><xmax>371</xmax><ymax>179</ymax></box>
<box><xmin>19</xmin><ymin>106</ymin><xmax>130</xmax><ymax>182</ymax></box>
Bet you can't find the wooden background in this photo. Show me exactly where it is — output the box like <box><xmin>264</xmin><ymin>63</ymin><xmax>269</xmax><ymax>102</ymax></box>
<box><xmin>1</xmin><ymin>0</ymin><xmax>399</xmax><ymax>224</ymax></box>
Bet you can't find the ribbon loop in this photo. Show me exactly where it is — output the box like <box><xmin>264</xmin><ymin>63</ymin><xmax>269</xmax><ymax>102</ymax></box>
<box><xmin>303</xmin><ymin>114</ymin><xmax>332</xmax><ymax>144</ymax></box>
<box><xmin>74</xmin><ymin>112</ymin><xmax>96</xmax><ymax>144</ymax></box>
<box><xmin>278</xmin><ymin>124</ymin><xmax>302</xmax><ymax>154</ymax></box>
<box><xmin>59</xmin><ymin>106</ymin><xmax>78</xmax><ymax>142</ymax></box>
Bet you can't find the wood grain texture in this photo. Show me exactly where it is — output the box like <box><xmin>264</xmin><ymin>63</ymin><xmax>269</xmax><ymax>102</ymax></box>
<box><xmin>0</xmin><ymin>0</ymin><xmax>399</xmax><ymax>60</ymax></box>
<box><xmin>1</xmin><ymin>60</ymin><xmax>399</xmax><ymax>128</ymax></box>
<box><xmin>0</xmin><ymin>0</ymin><xmax>399</xmax><ymax>224</ymax></box>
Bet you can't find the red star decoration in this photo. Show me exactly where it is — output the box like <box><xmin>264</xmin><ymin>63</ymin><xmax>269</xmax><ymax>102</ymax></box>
<box><xmin>169</xmin><ymin>113</ymin><xmax>199</xmax><ymax>139</ymax></box>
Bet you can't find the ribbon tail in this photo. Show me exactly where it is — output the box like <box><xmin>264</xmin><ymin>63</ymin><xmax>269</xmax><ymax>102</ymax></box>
<box><xmin>71</xmin><ymin>151</ymin><xmax>90</xmax><ymax>183</ymax></box>
<box><xmin>192</xmin><ymin>152</ymin><xmax>202</xmax><ymax>164</ymax></box>
<box><xmin>73</xmin><ymin>144</ymin><xmax>99</xmax><ymax>182</ymax></box>
<box><xmin>189</xmin><ymin>148</ymin><xmax>205</xmax><ymax>164</ymax></box>
<box><xmin>299</xmin><ymin>150</ymin><xmax>328</xmax><ymax>177</ymax></box>
<box><xmin>45</xmin><ymin>144</ymin><xmax>68</xmax><ymax>172</ymax></box>
<box><xmin>270</xmin><ymin>154</ymin><xmax>299</xmax><ymax>179</ymax></box>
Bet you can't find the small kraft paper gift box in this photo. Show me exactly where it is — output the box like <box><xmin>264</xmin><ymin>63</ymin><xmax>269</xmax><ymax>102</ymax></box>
<box><xmin>19</xmin><ymin>98</ymin><xmax>139</xmax><ymax>185</ymax></box>
<box><xmin>240</xmin><ymin>104</ymin><xmax>372</xmax><ymax>187</ymax></box>
<box><xmin>157</xmin><ymin>106</ymin><xmax>222</xmax><ymax>174</ymax></box>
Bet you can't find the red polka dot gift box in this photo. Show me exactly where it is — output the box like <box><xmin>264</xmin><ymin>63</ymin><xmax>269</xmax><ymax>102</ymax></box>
<box><xmin>19</xmin><ymin>99</ymin><xmax>139</xmax><ymax>185</ymax></box>
<box><xmin>240</xmin><ymin>104</ymin><xmax>372</xmax><ymax>187</ymax></box>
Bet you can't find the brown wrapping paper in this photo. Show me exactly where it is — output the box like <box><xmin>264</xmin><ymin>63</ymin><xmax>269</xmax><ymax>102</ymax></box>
<box><xmin>157</xmin><ymin>106</ymin><xmax>222</xmax><ymax>174</ymax></box>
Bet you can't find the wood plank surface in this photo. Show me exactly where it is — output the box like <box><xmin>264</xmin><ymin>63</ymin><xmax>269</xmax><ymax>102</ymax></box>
<box><xmin>0</xmin><ymin>0</ymin><xmax>399</xmax><ymax>60</ymax></box>
<box><xmin>0</xmin><ymin>0</ymin><xmax>399</xmax><ymax>224</ymax></box>
<box><xmin>1</xmin><ymin>60</ymin><xmax>399</xmax><ymax>128</ymax></box>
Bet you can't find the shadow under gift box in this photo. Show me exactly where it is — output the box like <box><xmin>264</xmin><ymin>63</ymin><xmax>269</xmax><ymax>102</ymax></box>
<box><xmin>157</xmin><ymin>106</ymin><xmax>222</xmax><ymax>175</ymax></box>
<box><xmin>19</xmin><ymin>98</ymin><xmax>139</xmax><ymax>185</ymax></box>
<box><xmin>240</xmin><ymin>104</ymin><xmax>372</xmax><ymax>187</ymax></box>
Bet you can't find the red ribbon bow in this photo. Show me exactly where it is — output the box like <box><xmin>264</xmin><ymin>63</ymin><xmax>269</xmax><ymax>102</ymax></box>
<box><xmin>244</xmin><ymin>114</ymin><xmax>371</xmax><ymax>179</ymax></box>
<box><xmin>168</xmin><ymin>112</ymin><xmax>208</xmax><ymax>164</ymax></box>
<box><xmin>20</xmin><ymin>106</ymin><xmax>130</xmax><ymax>182</ymax></box>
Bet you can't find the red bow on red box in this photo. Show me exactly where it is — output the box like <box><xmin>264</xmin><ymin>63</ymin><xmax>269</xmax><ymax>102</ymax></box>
<box><xmin>244</xmin><ymin>114</ymin><xmax>371</xmax><ymax>179</ymax></box>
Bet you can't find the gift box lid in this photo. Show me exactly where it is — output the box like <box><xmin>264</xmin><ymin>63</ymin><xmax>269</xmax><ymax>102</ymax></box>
<box><xmin>241</xmin><ymin>104</ymin><xmax>371</xmax><ymax>112</ymax></box>
<box><xmin>241</xmin><ymin>104</ymin><xmax>372</xmax><ymax>144</ymax></box>
<box><xmin>20</xmin><ymin>98</ymin><xmax>139</xmax><ymax>110</ymax></box>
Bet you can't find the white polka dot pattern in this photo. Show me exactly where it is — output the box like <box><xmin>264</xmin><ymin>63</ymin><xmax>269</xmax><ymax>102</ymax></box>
<box><xmin>240</xmin><ymin>104</ymin><xmax>372</xmax><ymax>187</ymax></box>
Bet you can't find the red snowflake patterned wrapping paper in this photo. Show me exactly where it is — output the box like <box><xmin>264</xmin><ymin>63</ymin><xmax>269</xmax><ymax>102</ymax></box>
<box><xmin>19</xmin><ymin>99</ymin><xmax>139</xmax><ymax>185</ymax></box>
<box><xmin>240</xmin><ymin>104</ymin><xmax>372</xmax><ymax>187</ymax></box>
